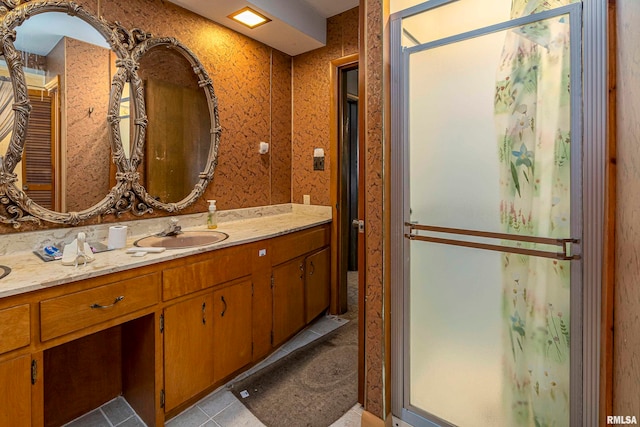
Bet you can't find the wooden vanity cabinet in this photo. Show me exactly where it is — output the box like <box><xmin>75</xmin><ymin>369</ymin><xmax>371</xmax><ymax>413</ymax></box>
<box><xmin>0</xmin><ymin>304</ymin><xmax>30</xmax><ymax>354</ymax></box>
<box><xmin>39</xmin><ymin>273</ymin><xmax>159</xmax><ymax>342</ymax></box>
<box><xmin>271</xmin><ymin>224</ymin><xmax>331</xmax><ymax>346</ymax></box>
<box><xmin>305</xmin><ymin>247</ymin><xmax>330</xmax><ymax>323</ymax></box>
<box><xmin>162</xmin><ymin>245</ymin><xmax>251</xmax><ymax>301</ymax></box>
<box><xmin>0</xmin><ymin>304</ymin><xmax>32</xmax><ymax>426</ymax></box>
<box><xmin>212</xmin><ymin>279</ymin><xmax>253</xmax><ymax>382</ymax></box>
<box><xmin>251</xmin><ymin>242</ymin><xmax>273</xmax><ymax>362</ymax></box>
<box><xmin>0</xmin><ymin>222</ymin><xmax>330</xmax><ymax>426</ymax></box>
<box><xmin>161</xmin><ymin>245</ymin><xmax>255</xmax><ymax>413</ymax></box>
<box><xmin>162</xmin><ymin>271</ymin><xmax>254</xmax><ymax>413</ymax></box>
<box><xmin>163</xmin><ymin>292</ymin><xmax>215</xmax><ymax>412</ymax></box>
<box><xmin>272</xmin><ymin>256</ymin><xmax>306</xmax><ymax>347</ymax></box>
<box><xmin>0</xmin><ymin>354</ymin><xmax>32</xmax><ymax>427</ymax></box>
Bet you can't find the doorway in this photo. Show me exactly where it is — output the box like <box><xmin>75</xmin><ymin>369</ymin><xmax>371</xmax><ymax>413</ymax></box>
<box><xmin>331</xmin><ymin>54</ymin><xmax>363</xmax><ymax>403</ymax></box>
<box><xmin>338</xmin><ymin>64</ymin><xmax>360</xmax><ymax>311</ymax></box>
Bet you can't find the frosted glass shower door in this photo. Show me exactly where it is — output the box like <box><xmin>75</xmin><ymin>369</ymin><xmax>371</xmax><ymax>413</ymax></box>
<box><xmin>396</xmin><ymin>3</ymin><xmax>582</xmax><ymax>427</ymax></box>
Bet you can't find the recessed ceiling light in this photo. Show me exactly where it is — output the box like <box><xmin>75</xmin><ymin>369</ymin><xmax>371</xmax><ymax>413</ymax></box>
<box><xmin>228</xmin><ymin>7</ymin><xmax>271</xmax><ymax>29</ymax></box>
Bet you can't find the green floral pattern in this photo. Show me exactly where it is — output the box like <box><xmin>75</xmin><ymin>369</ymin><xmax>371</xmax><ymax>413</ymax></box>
<box><xmin>495</xmin><ymin>1</ymin><xmax>578</xmax><ymax>425</ymax></box>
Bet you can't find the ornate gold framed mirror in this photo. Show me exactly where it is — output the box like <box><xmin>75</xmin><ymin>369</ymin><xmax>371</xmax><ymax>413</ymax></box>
<box><xmin>0</xmin><ymin>0</ymin><xmax>220</xmax><ymax>227</ymax></box>
<box><xmin>129</xmin><ymin>38</ymin><xmax>221</xmax><ymax>213</ymax></box>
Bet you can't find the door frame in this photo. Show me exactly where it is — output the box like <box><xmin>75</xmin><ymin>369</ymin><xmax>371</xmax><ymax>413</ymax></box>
<box><xmin>329</xmin><ymin>53</ymin><xmax>364</xmax><ymax>403</ymax></box>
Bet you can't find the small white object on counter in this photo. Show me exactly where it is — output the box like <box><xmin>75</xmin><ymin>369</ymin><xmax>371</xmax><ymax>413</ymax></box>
<box><xmin>126</xmin><ymin>247</ymin><xmax>167</xmax><ymax>254</ymax></box>
<box><xmin>61</xmin><ymin>232</ymin><xmax>95</xmax><ymax>266</ymax></box>
<box><xmin>107</xmin><ymin>225</ymin><xmax>128</xmax><ymax>249</ymax></box>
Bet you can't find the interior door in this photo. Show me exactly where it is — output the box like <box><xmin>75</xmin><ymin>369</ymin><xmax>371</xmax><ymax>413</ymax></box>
<box><xmin>391</xmin><ymin>2</ymin><xmax>583</xmax><ymax>426</ymax></box>
<box><xmin>22</xmin><ymin>88</ymin><xmax>57</xmax><ymax>210</ymax></box>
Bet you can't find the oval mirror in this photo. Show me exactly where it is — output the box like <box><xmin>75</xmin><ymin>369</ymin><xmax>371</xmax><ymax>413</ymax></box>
<box><xmin>0</xmin><ymin>3</ymin><xmax>128</xmax><ymax>224</ymax></box>
<box><xmin>19</xmin><ymin>11</ymin><xmax>112</xmax><ymax>212</ymax></box>
<box><xmin>131</xmin><ymin>39</ymin><xmax>220</xmax><ymax>211</ymax></box>
<box><xmin>0</xmin><ymin>59</ymin><xmax>17</xmax><ymax>172</ymax></box>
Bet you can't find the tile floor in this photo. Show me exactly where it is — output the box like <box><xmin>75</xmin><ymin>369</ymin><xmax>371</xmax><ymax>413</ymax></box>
<box><xmin>65</xmin><ymin>272</ymin><xmax>361</xmax><ymax>427</ymax></box>
<box><xmin>163</xmin><ymin>315</ymin><xmax>359</xmax><ymax>427</ymax></box>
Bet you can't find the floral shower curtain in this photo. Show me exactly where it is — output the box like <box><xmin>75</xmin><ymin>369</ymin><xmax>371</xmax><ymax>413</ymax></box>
<box><xmin>494</xmin><ymin>0</ymin><xmax>578</xmax><ymax>425</ymax></box>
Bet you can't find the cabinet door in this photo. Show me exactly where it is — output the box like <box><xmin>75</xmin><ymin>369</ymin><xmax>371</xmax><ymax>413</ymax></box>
<box><xmin>213</xmin><ymin>280</ymin><xmax>253</xmax><ymax>382</ymax></box>
<box><xmin>0</xmin><ymin>355</ymin><xmax>32</xmax><ymax>427</ymax></box>
<box><xmin>305</xmin><ymin>247</ymin><xmax>330</xmax><ymax>322</ymax></box>
<box><xmin>272</xmin><ymin>257</ymin><xmax>305</xmax><ymax>347</ymax></box>
<box><xmin>251</xmin><ymin>243</ymin><xmax>272</xmax><ymax>361</ymax></box>
<box><xmin>163</xmin><ymin>293</ymin><xmax>214</xmax><ymax>412</ymax></box>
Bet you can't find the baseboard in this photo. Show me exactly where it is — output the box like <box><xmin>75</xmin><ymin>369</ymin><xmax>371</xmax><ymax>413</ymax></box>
<box><xmin>361</xmin><ymin>410</ymin><xmax>394</xmax><ymax>427</ymax></box>
<box><xmin>392</xmin><ymin>415</ymin><xmax>415</xmax><ymax>427</ymax></box>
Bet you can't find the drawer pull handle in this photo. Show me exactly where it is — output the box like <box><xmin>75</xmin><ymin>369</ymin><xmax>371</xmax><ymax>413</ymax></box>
<box><xmin>221</xmin><ymin>296</ymin><xmax>227</xmax><ymax>317</ymax></box>
<box><xmin>90</xmin><ymin>295</ymin><xmax>124</xmax><ymax>309</ymax></box>
<box><xmin>309</xmin><ymin>261</ymin><xmax>315</xmax><ymax>276</ymax></box>
<box><xmin>299</xmin><ymin>263</ymin><xmax>304</xmax><ymax>279</ymax></box>
<box><xmin>202</xmin><ymin>302</ymin><xmax>206</xmax><ymax>325</ymax></box>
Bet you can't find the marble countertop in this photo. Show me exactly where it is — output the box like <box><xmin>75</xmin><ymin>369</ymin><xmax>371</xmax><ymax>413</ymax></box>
<box><xmin>0</xmin><ymin>204</ymin><xmax>331</xmax><ymax>299</ymax></box>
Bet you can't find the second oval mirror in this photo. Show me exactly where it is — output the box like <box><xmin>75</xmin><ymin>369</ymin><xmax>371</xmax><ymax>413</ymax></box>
<box><xmin>136</xmin><ymin>43</ymin><xmax>213</xmax><ymax>205</ymax></box>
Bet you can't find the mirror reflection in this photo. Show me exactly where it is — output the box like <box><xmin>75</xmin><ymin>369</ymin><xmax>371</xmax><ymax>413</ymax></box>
<box><xmin>119</xmin><ymin>82</ymin><xmax>132</xmax><ymax>159</ymax></box>
<box><xmin>137</xmin><ymin>44</ymin><xmax>211</xmax><ymax>204</ymax></box>
<box><xmin>0</xmin><ymin>70</ymin><xmax>15</xmax><ymax>176</ymax></box>
<box><xmin>4</xmin><ymin>12</ymin><xmax>113</xmax><ymax>212</ymax></box>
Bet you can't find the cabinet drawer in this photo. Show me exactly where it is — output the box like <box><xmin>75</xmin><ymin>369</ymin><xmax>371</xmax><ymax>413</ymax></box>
<box><xmin>40</xmin><ymin>273</ymin><xmax>160</xmax><ymax>341</ymax></box>
<box><xmin>0</xmin><ymin>304</ymin><xmax>30</xmax><ymax>354</ymax></box>
<box><xmin>162</xmin><ymin>245</ymin><xmax>251</xmax><ymax>300</ymax></box>
<box><xmin>271</xmin><ymin>225</ymin><xmax>330</xmax><ymax>266</ymax></box>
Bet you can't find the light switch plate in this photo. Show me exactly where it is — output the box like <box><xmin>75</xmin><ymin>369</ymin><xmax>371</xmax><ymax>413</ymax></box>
<box><xmin>313</xmin><ymin>157</ymin><xmax>324</xmax><ymax>171</ymax></box>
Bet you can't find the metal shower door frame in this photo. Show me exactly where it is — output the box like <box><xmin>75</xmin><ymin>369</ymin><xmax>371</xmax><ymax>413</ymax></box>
<box><xmin>389</xmin><ymin>1</ymin><xmax>606</xmax><ymax>426</ymax></box>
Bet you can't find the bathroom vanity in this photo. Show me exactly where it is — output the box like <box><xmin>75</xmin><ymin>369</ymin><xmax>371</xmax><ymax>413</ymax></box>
<box><xmin>0</xmin><ymin>207</ymin><xmax>331</xmax><ymax>427</ymax></box>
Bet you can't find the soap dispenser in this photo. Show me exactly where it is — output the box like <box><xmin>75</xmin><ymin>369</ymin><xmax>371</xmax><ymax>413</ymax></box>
<box><xmin>207</xmin><ymin>200</ymin><xmax>218</xmax><ymax>229</ymax></box>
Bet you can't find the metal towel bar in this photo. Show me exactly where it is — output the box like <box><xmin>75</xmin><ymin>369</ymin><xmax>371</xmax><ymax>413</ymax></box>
<box><xmin>405</xmin><ymin>223</ymin><xmax>580</xmax><ymax>261</ymax></box>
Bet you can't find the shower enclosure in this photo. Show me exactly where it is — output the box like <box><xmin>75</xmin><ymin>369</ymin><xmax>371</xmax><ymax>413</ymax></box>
<box><xmin>390</xmin><ymin>1</ymin><xmax>607</xmax><ymax>426</ymax></box>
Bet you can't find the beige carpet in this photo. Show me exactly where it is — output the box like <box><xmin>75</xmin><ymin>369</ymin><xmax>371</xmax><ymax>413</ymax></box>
<box><xmin>230</xmin><ymin>320</ymin><xmax>358</xmax><ymax>427</ymax></box>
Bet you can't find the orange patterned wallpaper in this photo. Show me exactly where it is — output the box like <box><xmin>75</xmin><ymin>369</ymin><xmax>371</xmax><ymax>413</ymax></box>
<box><xmin>64</xmin><ymin>38</ymin><xmax>112</xmax><ymax>212</ymax></box>
<box><xmin>292</xmin><ymin>7</ymin><xmax>359</xmax><ymax>206</ymax></box>
<box><xmin>361</xmin><ymin>0</ymin><xmax>386</xmax><ymax>419</ymax></box>
<box><xmin>271</xmin><ymin>50</ymin><xmax>292</xmax><ymax>205</ymax></box>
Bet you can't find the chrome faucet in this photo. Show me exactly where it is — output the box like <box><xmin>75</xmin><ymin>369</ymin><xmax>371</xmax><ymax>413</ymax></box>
<box><xmin>158</xmin><ymin>218</ymin><xmax>182</xmax><ymax>237</ymax></box>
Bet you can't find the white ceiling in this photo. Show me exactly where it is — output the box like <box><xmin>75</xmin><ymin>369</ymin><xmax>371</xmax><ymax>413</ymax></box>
<box><xmin>303</xmin><ymin>0</ymin><xmax>360</xmax><ymax>18</ymax></box>
<box><xmin>167</xmin><ymin>0</ymin><xmax>359</xmax><ymax>56</ymax></box>
<box><xmin>14</xmin><ymin>12</ymin><xmax>109</xmax><ymax>57</ymax></box>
